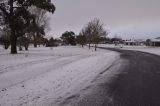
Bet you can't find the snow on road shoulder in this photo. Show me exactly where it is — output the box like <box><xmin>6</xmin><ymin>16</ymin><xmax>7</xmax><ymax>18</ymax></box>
<box><xmin>99</xmin><ymin>44</ymin><xmax>160</xmax><ymax>56</ymax></box>
<box><xmin>0</xmin><ymin>46</ymin><xmax>119</xmax><ymax>106</ymax></box>
<box><xmin>122</xmin><ymin>46</ymin><xmax>160</xmax><ymax>56</ymax></box>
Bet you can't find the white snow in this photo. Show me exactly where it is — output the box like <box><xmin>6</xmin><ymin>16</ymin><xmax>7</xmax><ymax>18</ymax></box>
<box><xmin>99</xmin><ymin>44</ymin><xmax>160</xmax><ymax>56</ymax></box>
<box><xmin>0</xmin><ymin>46</ymin><xmax>119</xmax><ymax>106</ymax></box>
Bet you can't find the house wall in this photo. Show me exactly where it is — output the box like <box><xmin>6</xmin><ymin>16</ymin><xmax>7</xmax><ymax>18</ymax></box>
<box><xmin>151</xmin><ymin>42</ymin><xmax>160</xmax><ymax>47</ymax></box>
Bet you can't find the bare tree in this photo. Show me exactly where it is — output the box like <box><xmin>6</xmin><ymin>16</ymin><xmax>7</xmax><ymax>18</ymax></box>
<box><xmin>28</xmin><ymin>6</ymin><xmax>50</xmax><ymax>47</ymax></box>
<box><xmin>29</xmin><ymin>6</ymin><xmax>50</xmax><ymax>30</ymax></box>
<box><xmin>80</xmin><ymin>23</ymin><xmax>93</xmax><ymax>49</ymax></box>
<box><xmin>81</xmin><ymin>19</ymin><xmax>108</xmax><ymax>51</ymax></box>
<box><xmin>76</xmin><ymin>33</ymin><xmax>86</xmax><ymax>48</ymax></box>
<box><xmin>0</xmin><ymin>25</ymin><xmax>11</xmax><ymax>49</ymax></box>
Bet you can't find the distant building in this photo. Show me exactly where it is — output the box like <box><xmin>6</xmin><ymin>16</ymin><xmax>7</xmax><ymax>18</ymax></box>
<box><xmin>124</xmin><ymin>39</ymin><xmax>145</xmax><ymax>46</ymax></box>
<box><xmin>124</xmin><ymin>40</ymin><xmax>136</xmax><ymax>45</ymax></box>
<box><xmin>149</xmin><ymin>37</ymin><xmax>160</xmax><ymax>47</ymax></box>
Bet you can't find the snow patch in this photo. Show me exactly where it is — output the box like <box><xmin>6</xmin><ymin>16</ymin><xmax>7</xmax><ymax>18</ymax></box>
<box><xmin>0</xmin><ymin>46</ymin><xmax>119</xmax><ymax>106</ymax></box>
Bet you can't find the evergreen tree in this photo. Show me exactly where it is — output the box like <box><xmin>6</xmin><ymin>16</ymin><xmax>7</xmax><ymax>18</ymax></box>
<box><xmin>0</xmin><ymin>0</ymin><xmax>55</xmax><ymax>54</ymax></box>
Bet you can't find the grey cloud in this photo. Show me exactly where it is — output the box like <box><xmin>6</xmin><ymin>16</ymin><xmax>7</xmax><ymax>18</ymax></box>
<box><xmin>48</xmin><ymin>0</ymin><xmax>160</xmax><ymax>39</ymax></box>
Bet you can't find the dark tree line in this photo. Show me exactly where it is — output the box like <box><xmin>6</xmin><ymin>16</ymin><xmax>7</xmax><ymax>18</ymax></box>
<box><xmin>60</xmin><ymin>31</ymin><xmax>76</xmax><ymax>45</ymax></box>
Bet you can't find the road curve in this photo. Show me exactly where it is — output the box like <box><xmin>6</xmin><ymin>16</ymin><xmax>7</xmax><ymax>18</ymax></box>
<box><xmin>101</xmin><ymin>48</ymin><xmax>160</xmax><ymax>106</ymax></box>
<box><xmin>62</xmin><ymin>47</ymin><xmax>160</xmax><ymax>106</ymax></box>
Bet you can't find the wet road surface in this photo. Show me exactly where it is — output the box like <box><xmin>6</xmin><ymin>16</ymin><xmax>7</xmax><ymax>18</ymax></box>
<box><xmin>60</xmin><ymin>48</ymin><xmax>160</xmax><ymax>106</ymax></box>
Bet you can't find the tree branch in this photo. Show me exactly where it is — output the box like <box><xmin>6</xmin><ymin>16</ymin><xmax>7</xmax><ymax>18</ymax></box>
<box><xmin>0</xmin><ymin>4</ymin><xmax>9</xmax><ymax>17</ymax></box>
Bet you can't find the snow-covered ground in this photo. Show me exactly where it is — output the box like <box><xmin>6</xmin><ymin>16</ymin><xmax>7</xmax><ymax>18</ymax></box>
<box><xmin>0</xmin><ymin>46</ymin><xmax>119</xmax><ymax>106</ymax></box>
<box><xmin>99</xmin><ymin>44</ymin><xmax>160</xmax><ymax>56</ymax></box>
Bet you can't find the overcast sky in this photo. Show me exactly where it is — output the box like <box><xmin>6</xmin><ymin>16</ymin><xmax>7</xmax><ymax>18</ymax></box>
<box><xmin>48</xmin><ymin>0</ymin><xmax>160</xmax><ymax>39</ymax></box>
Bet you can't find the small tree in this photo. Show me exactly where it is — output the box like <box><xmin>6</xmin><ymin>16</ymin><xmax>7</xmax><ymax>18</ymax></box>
<box><xmin>146</xmin><ymin>39</ymin><xmax>151</xmax><ymax>46</ymax></box>
<box><xmin>27</xmin><ymin>20</ymin><xmax>45</xmax><ymax>47</ymax></box>
<box><xmin>81</xmin><ymin>19</ymin><xmax>108</xmax><ymax>51</ymax></box>
<box><xmin>17</xmin><ymin>36</ymin><xmax>30</xmax><ymax>51</ymax></box>
<box><xmin>28</xmin><ymin>6</ymin><xmax>50</xmax><ymax>47</ymax></box>
<box><xmin>0</xmin><ymin>25</ymin><xmax>11</xmax><ymax>49</ymax></box>
<box><xmin>76</xmin><ymin>34</ymin><xmax>86</xmax><ymax>48</ymax></box>
<box><xmin>0</xmin><ymin>35</ymin><xmax>10</xmax><ymax>49</ymax></box>
<box><xmin>80</xmin><ymin>24</ymin><xmax>92</xmax><ymax>49</ymax></box>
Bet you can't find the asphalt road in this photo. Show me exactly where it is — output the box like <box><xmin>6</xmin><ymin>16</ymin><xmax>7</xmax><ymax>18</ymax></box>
<box><xmin>60</xmin><ymin>48</ymin><xmax>160</xmax><ymax>106</ymax></box>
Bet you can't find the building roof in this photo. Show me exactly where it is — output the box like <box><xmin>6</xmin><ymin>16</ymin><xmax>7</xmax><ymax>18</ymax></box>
<box><xmin>151</xmin><ymin>38</ymin><xmax>160</xmax><ymax>42</ymax></box>
<box><xmin>155</xmin><ymin>37</ymin><xmax>160</xmax><ymax>39</ymax></box>
<box><xmin>125</xmin><ymin>40</ymin><xmax>136</xmax><ymax>43</ymax></box>
<box><xmin>125</xmin><ymin>39</ymin><xmax>145</xmax><ymax>43</ymax></box>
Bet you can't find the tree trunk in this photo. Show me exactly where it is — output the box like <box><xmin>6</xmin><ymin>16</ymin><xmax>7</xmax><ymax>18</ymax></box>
<box><xmin>25</xmin><ymin>45</ymin><xmax>28</xmax><ymax>51</ymax></box>
<box><xmin>34</xmin><ymin>43</ymin><xmax>37</xmax><ymax>47</ymax></box>
<box><xmin>10</xmin><ymin>30</ymin><xmax>17</xmax><ymax>54</ymax></box>
<box><xmin>33</xmin><ymin>33</ymin><xmax>37</xmax><ymax>48</ymax></box>
<box><xmin>82</xmin><ymin>44</ymin><xmax>83</xmax><ymax>48</ymax></box>
<box><xmin>4</xmin><ymin>45</ymin><xmax>8</xmax><ymax>49</ymax></box>
<box><xmin>89</xmin><ymin>43</ymin><xmax>90</xmax><ymax>49</ymax></box>
<box><xmin>10</xmin><ymin>0</ymin><xmax>17</xmax><ymax>54</ymax></box>
<box><xmin>34</xmin><ymin>37</ymin><xmax>37</xmax><ymax>47</ymax></box>
<box><xmin>19</xmin><ymin>45</ymin><xmax>22</xmax><ymax>51</ymax></box>
<box><xmin>95</xmin><ymin>44</ymin><xmax>97</xmax><ymax>51</ymax></box>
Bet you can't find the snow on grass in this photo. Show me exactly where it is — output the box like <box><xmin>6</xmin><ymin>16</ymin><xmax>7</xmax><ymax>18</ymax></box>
<box><xmin>99</xmin><ymin>44</ymin><xmax>160</xmax><ymax>56</ymax></box>
<box><xmin>0</xmin><ymin>46</ymin><xmax>119</xmax><ymax>106</ymax></box>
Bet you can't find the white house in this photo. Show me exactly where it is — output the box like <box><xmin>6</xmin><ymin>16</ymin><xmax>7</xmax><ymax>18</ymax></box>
<box><xmin>149</xmin><ymin>37</ymin><xmax>160</xmax><ymax>47</ymax></box>
<box><xmin>124</xmin><ymin>39</ymin><xmax>145</xmax><ymax>46</ymax></box>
